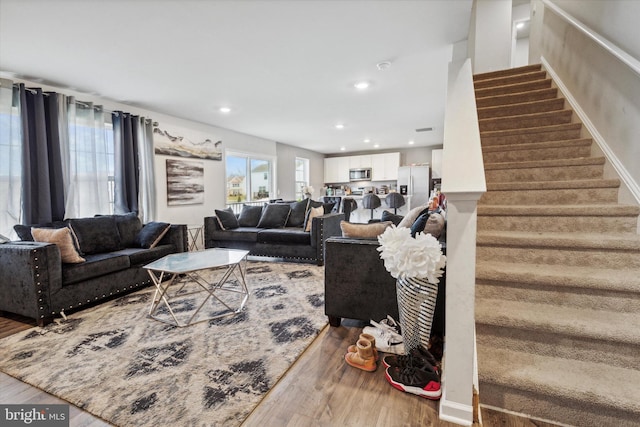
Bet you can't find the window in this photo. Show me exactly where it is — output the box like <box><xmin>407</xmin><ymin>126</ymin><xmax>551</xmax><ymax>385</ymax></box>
<box><xmin>0</xmin><ymin>85</ymin><xmax>22</xmax><ymax>238</ymax></box>
<box><xmin>226</xmin><ymin>152</ymin><xmax>274</xmax><ymax>207</ymax></box>
<box><xmin>295</xmin><ymin>157</ymin><xmax>309</xmax><ymax>200</ymax></box>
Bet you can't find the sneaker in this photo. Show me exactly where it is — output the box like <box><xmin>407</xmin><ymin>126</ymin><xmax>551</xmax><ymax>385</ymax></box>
<box><xmin>382</xmin><ymin>346</ymin><xmax>439</xmax><ymax>372</ymax></box>
<box><xmin>385</xmin><ymin>366</ymin><xmax>441</xmax><ymax>400</ymax></box>
<box><xmin>363</xmin><ymin>316</ymin><xmax>404</xmax><ymax>354</ymax></box>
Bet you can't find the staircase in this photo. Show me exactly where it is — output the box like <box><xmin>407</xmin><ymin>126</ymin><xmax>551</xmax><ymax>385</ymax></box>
<box><xmin>473</xmin><ymin>64</ymin><xmax>640</xmax><ymax>427</ymax></box>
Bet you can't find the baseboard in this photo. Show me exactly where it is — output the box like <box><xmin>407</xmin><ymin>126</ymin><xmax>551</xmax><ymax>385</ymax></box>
<box><xmin>541</xmin><ymin>56</ymin><xmax>640</xmax><ymax>205</ymax></box>
<box><xmin>439</xmin><ymin>390</ymin><xmax>474</xmax><ymax>426</ymax></box>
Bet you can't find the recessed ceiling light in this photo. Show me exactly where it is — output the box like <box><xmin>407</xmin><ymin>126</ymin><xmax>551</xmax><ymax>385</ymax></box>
<box><xmin>354</xmin><ymin>81</ymin><xmax>370</xmax><ymax>90</ymax></box>
<box><xmin>363</xmin><ymin>139</ymin><xmax>371</xmax><ymax>143</ymax></box>
<box><xmin>340</xmin><ymin>147</ymin><xmax>346</xmax><ymax>151</ymax></box>
<box><xmin>373</xmin><ymin>144</ymin><xmax>380</xmax><ymax>148</ymax></box>
<box><xmin>219</xmin><ymin>107</ymin><xmax>231</xmax><ymax>113</ymax></box>
<box><xmin>335</xmin><ymin>123</ymin><xmax>345</xmax><ymax>129</ymax></box>
<box><xmin>516</xmin><ymin>22</ymin><xmax>525</xmax><ymax>29</ymax></box>
<box><xmin>408</xmin><ymin>140</ymin><xmax>415</xmax><ymax>145</ymax></box>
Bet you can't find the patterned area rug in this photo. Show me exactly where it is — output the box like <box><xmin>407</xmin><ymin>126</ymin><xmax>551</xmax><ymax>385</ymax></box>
<box><xmin>0</xmin><ymin>261</ymin><xmax>327</xmax><ymax>426</ymax></box>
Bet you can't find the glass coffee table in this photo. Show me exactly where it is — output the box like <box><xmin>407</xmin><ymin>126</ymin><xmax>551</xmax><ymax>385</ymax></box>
<box><xmin>144</xmin><ymin>248</ymin><xmax>250</xmax><ymax>327</ymax></box>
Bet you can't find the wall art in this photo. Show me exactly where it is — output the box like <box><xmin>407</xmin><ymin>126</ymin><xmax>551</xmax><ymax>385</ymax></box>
<box><xmin>166</xmin><ymin>159</ymin><xmax>204</xmax><ymax>205</ymax></box>
<box><xmin>154</xmin><ymin>127</ymin><xmax>222</xmax><ymax>160</ymax></box>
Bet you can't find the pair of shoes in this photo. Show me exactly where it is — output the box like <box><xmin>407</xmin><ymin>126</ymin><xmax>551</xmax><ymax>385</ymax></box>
<box><xmin>382</xmin><ymin>346</ymin><xmax>440</xmax><ymax>373</ymax></box>
<box><xmin>363</xmin><ymin>316</ymin><xmax>405</xmax><ymax>355</ymax></box>
<box><xmin>383</xmin><ymin>345</ymin><xmax>441</xmax><ymax>400</ymax></box>
<box><xmin>345</xmin><ymin>333</ymin><xmax>377</xmax><ymax>372</ymax></box>
<box><xmin>384</xmin><ymin>365</ymin><xmax>441</xmax><ymax>400</ymax></box>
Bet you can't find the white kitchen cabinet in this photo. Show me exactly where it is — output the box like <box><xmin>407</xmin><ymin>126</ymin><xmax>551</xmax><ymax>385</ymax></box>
<box><xmin>324</xmin><ymin>157</ymin><xmax>340</xmax><ymax>183</ymax></box>
<box><xmin>371</xmin><ymin>152</ymin><xmax>400</xmax><ymax>181</ymax></box>
<box><xmin>349</xmin><ymin>155</ymin><xmax>371</xmax><ymax>169</ymax></box>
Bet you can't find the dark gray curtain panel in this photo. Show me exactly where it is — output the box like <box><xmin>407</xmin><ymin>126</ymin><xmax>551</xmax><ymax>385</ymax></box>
<box><xmin>19</xmin><ymin>85</ymin><xmax>65</xmax><ymax>224</ymax></box>
<box><xmin>112</xmin><ymin>112</ymin><xmax>139</xmax><ymax>214</ymax></box>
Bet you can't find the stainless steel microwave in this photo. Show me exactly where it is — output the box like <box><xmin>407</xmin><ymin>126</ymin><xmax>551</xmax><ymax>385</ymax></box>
<box><xmin>349</xmin><ymin>168</ymin><xmax>372</xmax><ymax>181</ymax></box>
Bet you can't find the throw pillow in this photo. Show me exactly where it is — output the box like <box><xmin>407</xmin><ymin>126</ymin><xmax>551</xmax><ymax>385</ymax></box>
<box><xmin>340</xmin><ymin>220</ymin><xmax>393</xmax><ymax>238</ymax></box>
<box><xmin>32</xmin><ymin>227</ymin><xmax>85</xmax><ymax>263</ymax></box>
<box><xmin>238</xmin><ymin>204</ymin><xmax>263</xmax><ymax>227</ymax></box>
<box><xmin>381</xmin><ymin>210</ymin><xmax>404</xmax><ymax>226</ymax></box>
<box><xmin>215</xmin><ymin>208</ymin><xmax>240</xmax><ymax>230</ymax></box>
<box><xmin>257</xmin><ymin>204</ymin><xmax>291</xmax><ymax>228</ymax></box>
<box><xmin>423</xmin><ymin>212</ymin><xmax>445</xmax><ymax>238</ymax></box>
<box><xmin>68</xmin><ymin>216</ymin><xmax>122</xmax><ymax>254</ymax></box>
<box><xmin>410</xmin><ymin>212</ymin><xmax>431</xmax><ymax>237</ymax></box>
<box><xmin>398</xmin><ymin>205</ymin><xmax>430</xmax><ymax>229</ymax></box>
<box><xmin>135</xmin><ymin>222</ymin><xmax>171</xmax><ymax>249</ymax></box>
<box><xmin>305</xmin><ymin>206</ymin><xmax>324</xmax><ymax>232</ymax></box>
<box><xmin>286</xmin><ymin>199</ymin><xmax>309</xmax><ymax>228</ymax></box>
<box><xmin>14</xmin><ymin>221</ymin><xmax>68</xmax><ymax>241</ymax></box>
<box><xmin>112</xmin><ymin>213</ymin><xmax>143</xmax><ymax>247</ymax></box>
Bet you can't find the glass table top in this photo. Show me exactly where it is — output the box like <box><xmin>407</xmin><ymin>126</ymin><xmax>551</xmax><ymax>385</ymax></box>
<box><xmin>144</xmin><ymin>248</ymin><xmax>249</xmax><ymax>274</ymax></box>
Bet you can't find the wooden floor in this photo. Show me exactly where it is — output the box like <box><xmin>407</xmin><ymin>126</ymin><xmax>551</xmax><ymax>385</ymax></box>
<box><xmin>0</xmin><ymin>314</ymin><xmax>553</xmax><ymax>427</ymax></box>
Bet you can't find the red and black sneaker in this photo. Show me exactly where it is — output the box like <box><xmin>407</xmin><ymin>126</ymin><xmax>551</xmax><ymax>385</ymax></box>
<box><xmin>384</xmin><ymin>365</ymin><xmax>442</xmax><ymax>400</ymax></box>
<box><xmin>382</xmin><ymin>346</ymin><xmax>440</xmax><ymax>373</ymax></box>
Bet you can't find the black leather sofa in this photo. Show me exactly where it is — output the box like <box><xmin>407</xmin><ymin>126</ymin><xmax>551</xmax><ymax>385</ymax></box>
<box><xmin>0</xmin><ymin>214</ymin><xmax>187</xmax><ymax>326</ymax></box>
<box><xmin>204</xmin><ymin>210</ymin><xmax>344</xmax><ymax>266</ymax></box>
<box><xmin>324</xmin><ymin>236</ymin><xmax>446</xmax><ymax>340</ymax></box>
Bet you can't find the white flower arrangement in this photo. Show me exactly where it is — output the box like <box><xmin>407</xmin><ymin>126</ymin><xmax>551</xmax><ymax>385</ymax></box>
<box><xmin>301</xmin><ymin>185</ymin><xmax>315</xmax><ymax>197</ymax></box>
<box><xmin>377</xmin><ymin>226</ymin><xmax>446</xmax><ymax>282</ymax></box>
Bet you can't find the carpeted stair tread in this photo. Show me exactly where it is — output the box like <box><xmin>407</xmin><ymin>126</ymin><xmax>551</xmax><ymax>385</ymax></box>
<box><xmin>477</xmin><ymin>347</ymin><xmax>640</xmax><ymax>416</ymax></box>
<box><xmin>477</xmin><ymin>98</ymin><xmax>565</xmax><ymax>119</ymax></box>
<box><xmin>484</xmin><ymin>156</ymin><xmax>604</xmax><ymax>171</ymax></box>
<box><xmin>482</xmin><ymin>137</ymin><xmax>591</xmax><ymax>152</ymax></box>
<box><xmin>473</xmin><ymin>70</ymin><xmax>547</xmax><ymax>89</ymax></box>
<box><xmin>476</xmin><ymin>261</ymin><xmax>640</xmax><ymax>293</ymax></box>
<box><xmin>478</xmin><ymin>204</ymin><xmax>640</xmax><ymax>219</ymax></box>
<box><xmin>480</xmin><ymin>122</ymin><xmax>582</xmax><ymax>140</ymax></box>
<box><xmin>476</xmin><ymin>298</ymin><xmax>640</xmax><ymax>345</ymax></box>
<box><xmin>475</xmin><ymin>87</ymin><xmax>558</xmax><ymax>108</ymax></box>
<box><xmin>477</xmin><ymin>230</ymin><xmax>640</xmax><ymax>251</ymax></box>
<box><xmin>473</xmin><ymin>64</ymin><xmax>542</xmax><ymax>81</ymax></box>
<box><xmin>475</xmin><ymin>79</ymin><xmax>553</xmax><ymax>98</ymax></box>
<box><xmin>487</xmin><ymin>178</ymin><xmax>619</xmax><ymax>191</ymax></box>
<box><xmin>479</xmin><ymin>109</ymin><xmax>573</xmax><ymax>132</ymax></box>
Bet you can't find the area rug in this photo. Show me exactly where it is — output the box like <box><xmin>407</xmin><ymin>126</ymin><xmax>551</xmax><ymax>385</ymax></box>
<box><xmin>0</xmin><ymin>261</ymin><xmax>327</xmax><ymax>426</ymax></box>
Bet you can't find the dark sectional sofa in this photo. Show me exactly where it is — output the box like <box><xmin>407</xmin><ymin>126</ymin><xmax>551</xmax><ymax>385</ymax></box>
<box><xmin>0</xmin><ymin>213</ymin><xmax>187</xmax><ymax>326</ymax></box>
<box><xmin>204</xmin><ymin>200</ymin><xmax>343</xmax><ymax>265</ymax></box>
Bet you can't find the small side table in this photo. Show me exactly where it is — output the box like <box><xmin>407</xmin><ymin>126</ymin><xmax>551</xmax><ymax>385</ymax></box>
<box><xmin>187</xmin><ymin>224</ymin><xmax>204</xmax><ymax>251</ymax></box>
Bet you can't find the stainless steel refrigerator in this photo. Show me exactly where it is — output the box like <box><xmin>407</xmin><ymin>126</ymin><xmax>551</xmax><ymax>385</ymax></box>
<box><xmin>397</xmin><ymin>165</ymin><xmax>430</xmax><ymax>209</ymax></box>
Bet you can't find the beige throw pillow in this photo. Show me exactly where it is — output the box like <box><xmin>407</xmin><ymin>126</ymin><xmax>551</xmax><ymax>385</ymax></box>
<box><xmin>423</xmin><ymin>212</ymin><xmax>445</xmax><ymax>238</ymax></box>
<box><xmin>398</xmin><ymin>204</ymin><xmax>430</xmax><ymax>229</ymax></box>
<box><xmin>32</xmin><ymin>227</ymin><xmax>85</xmax><ymax>263</ymax></box>
<box><xmin>340</xmin><ymin>220</ymin><xmax>393</xmax><ymax>238</ymax></box>
<box><xmin>305</xmin><ymin>206</ymin><xmax>324</xmax><ymax>232</ymax></box>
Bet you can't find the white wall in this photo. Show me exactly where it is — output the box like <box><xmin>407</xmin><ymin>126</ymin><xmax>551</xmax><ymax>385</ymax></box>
<box><xmin>470</xmin><ymin>0</ymin><xmax>513</xmax><ymax>73</ymax></box>
<box><xmin>275</xmin><ymin>142</ymin><xmax>324</xmax><ymax>201</ymax></box>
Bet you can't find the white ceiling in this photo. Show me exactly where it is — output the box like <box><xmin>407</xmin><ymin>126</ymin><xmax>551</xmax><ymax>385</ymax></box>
<box><xmin>0</xmin><ymin>0</ymin><xmax>473</xmax><ymax>154</ymax></box>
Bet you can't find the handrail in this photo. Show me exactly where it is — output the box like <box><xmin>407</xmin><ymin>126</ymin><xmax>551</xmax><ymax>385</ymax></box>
<box><xmin>542</xmin><ymin>0</ymin><xmax>640</xmax><ymax>77</ymax></box>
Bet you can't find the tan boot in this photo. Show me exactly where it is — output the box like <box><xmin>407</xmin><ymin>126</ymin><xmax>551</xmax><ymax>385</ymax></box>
<box><xmin>345</xmin><ymin>338</ymin><xmax>377</xmax><ymax>372</ymax></box>
<box><xmin>347</xmin><ymin>333</ymin><xmax>378</xmax><ymax>361</ymax></box>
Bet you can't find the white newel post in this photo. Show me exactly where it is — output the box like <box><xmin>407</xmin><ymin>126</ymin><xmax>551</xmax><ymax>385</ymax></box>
<box><xmin>438</xmin><ymin>58</ymin><xmax>486</xmax><ymax>426</ymax></box>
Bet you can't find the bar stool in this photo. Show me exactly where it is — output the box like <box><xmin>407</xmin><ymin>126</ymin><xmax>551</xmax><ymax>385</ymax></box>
<box><xmin>362</xmin><ymin>194</ymin><xmax>381</xmax><ymax>220</ymax></box>
<box><xmin>342</xmin><ymin>198</ymin><xmax>358</xmax><ymax>222</ymax></box>
<box><xmin>385</xmin><ymin>192</ymin><xmax>406</xmax><ymax>214</ymax></box>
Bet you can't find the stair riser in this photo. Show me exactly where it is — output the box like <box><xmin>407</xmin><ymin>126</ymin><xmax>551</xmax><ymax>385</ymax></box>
<box><xmin>475</xmin><ymin>80</ymin><xmax>552</xmax><ymax>97</ymax></box>
<box><xmin>476</xmin><ymin>281</ymin><xmax>640</xmax><ymax>314</ymax></box>
<box><xmin>477</xmin><ymin>214</ymin><xmax>638</xmax><ymax>234</ymax></box>
<box><xmin>479</xmin><ymin>111</ymin><xmax>572</xmax><ymax>132</ymax></box>
<box><xmin>474</xmin><ymin>64</ymin><xmax>542</xmax><ymax>81</ymax></box>
<box><xmin>474</xmin><ymin>71</ymin><xmax>547</xmax><ymax>89</ymax></box>
<box><xmin>482</xmin><ymin>145</ymin><xmax>591</xmax><ymax>162</ymax></box>
<box><xmin>477</xmin><ymin>98</ymin><xmax>565</xmax><ymax>120</ymax></box>
<box><xmin>482</xmin><ymin>128</ymin><xmax>582</xmax><ymax>146</ymax></box>
<box><xmin>479</xmin><ymin>187</ymin><xmax>619</xmax><ymax>205</ymax></box>
<box><xmin>485</xmin><ymin>164</ymin><xmax>603</xmax><ymax>183</ymax></box>
<box><xmin>478</xmin><ymin>381</ymin><xmax>640</xmax><ymax>427</ymax></box>
<box><xmin>477</xmin><ymin>246</ymin><xmax>640</xmax><ymax>268</ymax></box>
<box><xmin>477</xmin><ymin>326</ymin><xmax>640</xmax><ymax>370</ymax></box>
<box><xmin>476</xmin><ymin>89</ymin><xmax>558</xmax><ymax>108</ymax></box>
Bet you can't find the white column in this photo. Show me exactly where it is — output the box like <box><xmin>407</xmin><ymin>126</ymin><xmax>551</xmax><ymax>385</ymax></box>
<box><xmin>469</xmin><ymin>0</ymin><xmax>513</xmax><ymax>73</ymax></box>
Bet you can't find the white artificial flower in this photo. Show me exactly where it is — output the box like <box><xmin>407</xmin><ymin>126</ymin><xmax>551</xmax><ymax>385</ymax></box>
<box><xmin>377</xmin><ymin>225</ymin><xmax>446</xmax><ymax>282</ymax></box>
